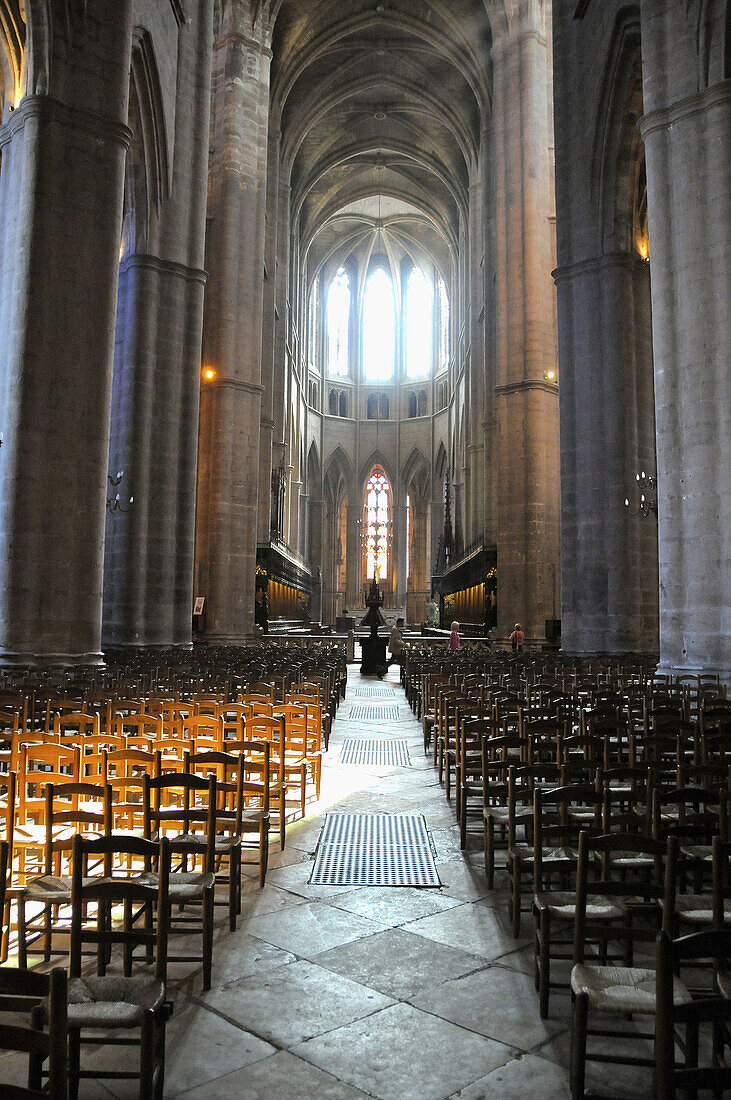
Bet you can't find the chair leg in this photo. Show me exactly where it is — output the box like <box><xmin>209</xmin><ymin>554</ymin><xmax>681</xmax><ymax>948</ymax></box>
<box><xmin>570</xmin><ymin>993</ymin><xmax>588</xmax><ymax>1099</ymax></box>
<box><xmin>140</xmin><ymin>1011</ymin><xmax>155</xmax><ymax>1100</ymax></box>
<box><xmin>539</xmin><ymin>910</ymin><xmax>551</xmax><ymax>1019</ymax></box>
<box><xmin>17</xmin><ymin>895</ymin><xmax>28</xmax><ymax>969</ymax></box>
<box><xmin>68</xmin><ymin>1027</ymin><xmax>81</xmax><ymax>1100</ymax></box>
<box><xmin>229</xmin><ymin>852</ymin><xmax>238</xmax><ymax>932</ymax></box>
<box><xmin>259</xmin><ymin>820</ymin><xmax>269</xmax><ymax>887</ymax></box>
<box><xmin>202</xmin><ymin>886</ymin><xmax>214</xmax><ymax>991</ymax></box>
<box><xmin>511</xmin><ymin>860</ymin><xmax>522</xmax><ymax>937</ymax></box>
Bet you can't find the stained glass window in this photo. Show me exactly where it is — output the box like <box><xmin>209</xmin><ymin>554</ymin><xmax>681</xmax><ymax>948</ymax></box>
<box><xmin>327</xmin><ymin>268</ymin><xmax>350</xmax><ymax>377</ymax></box>
<box><xmin>363</xmin><ymin>266</ymin><xmax>395</xmax><ymax>381</ymax></box>
<box><xmin>364</xmin><ymin>467</ymin><xmax>391</xmax><ymax>579</ymax></box>
<box><xmin>438</xmin><ymin>276</ymin><xmax>450</xmax><ymax>369</ymax></box>
<box><xmin>405</xmin><ymin>265</ymin><xmax>433</xmax><ymax>378</ymax></box>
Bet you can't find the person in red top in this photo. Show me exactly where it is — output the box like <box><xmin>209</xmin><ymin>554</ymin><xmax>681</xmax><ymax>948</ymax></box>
<box><xmin>510</xmin><ymin>623</ymin><xmax>524</xmax><ymax>653</ymax></box>
<box><xmin>449</xmin><ymin>621</ymin><xmax>460</xmax><ymax>651</ymax></box>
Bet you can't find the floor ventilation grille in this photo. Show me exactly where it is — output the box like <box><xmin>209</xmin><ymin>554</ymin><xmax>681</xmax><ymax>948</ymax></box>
<box><xmin>348</xmin><ymin>704</ymin><xmax>401</xmax><ymax>722</ymax></box>
<box><xmin>339</xmin><ymin>739</ymin><xmax>411</xmax><ymax>768</ymax></box>
<box><xmin>310</xmin><ymin>813</ymin><xmax>440</xmax><ymax>887</ymax></box>
<box><xmin>354</xmin><ymin>686</ymin><xmax>398</xmax><ymax>699</ymax></box>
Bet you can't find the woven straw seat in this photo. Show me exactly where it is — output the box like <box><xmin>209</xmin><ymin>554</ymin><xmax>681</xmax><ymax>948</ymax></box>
<box><xmin>571</xmin><ymin>964</ymin><xmax>691</xmax><ymax>1014</ymax></box>
<box><xmin>509</xmin><ymin>842</ymin><xmax>578</xmax><ymax>864</ymax></box>
<box><xmin>168</xmin><ymin>871</ymin><xmax>215</xmax><ymax>901</ymax></box>
<box><xmin>534</xmin><ymin>891</ymin><xmax>625</xmax><ymax>921</ymax></box>
<box><xmin>485</xmin><ymin>804</ymin><xmax>530</xmax><ymax>824</ymax></box>
<box><xmin>674</xmin><ymin>894</ymin><xmax>731</xmax><ymax>924</ymax></box>
<box><xmin>65</xmin><ymin>975</ymin><xmax>165</xmax><ymax>1029</ymax></box>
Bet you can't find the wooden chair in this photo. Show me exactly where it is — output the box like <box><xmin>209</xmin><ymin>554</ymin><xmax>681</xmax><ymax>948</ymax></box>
<box><xmin>67</xmin><ymin>833</ymin><xmax>171</xmax><ymax>1099</ymax></box>
<box><xmin>655</xmin><ymin>927</ymin><xmax>731</xmax><ymax>1099</ymax></box>
<box><xmin>0</xmin><ymin>960</ymin><xmax>67</xmax><ymax>1099</ymax></box>
<box><xmin>14</xmin><ymin>742</ymin><xmax>81</xmax><ymax>883</ymax></box>
<box><xmin>532</xmin><ymin>784</ymin><xmax>603</xmax><ymax>1018</ymax></box>
<box><xmin>143</xmin><ymin>772</ymin><xmax>216</xmax><ymax>989</ymax></box>
<box><xmin>482</xmin><ymin>730</ymin><xmax>527</xmax><ymax>887</ymax></box>
<box><xmin>18</xmin><ymin>781</ymin><xmax>111</xmax><ymax>967</ymax></box>
<box><xmin>507</xmin><ymin>762</ymin><xmax>561</xmax><ymax>936</ymax></box>
<box><xmin>187</xmin><ymin>749</ymin><xmax>269</xmax><ymax>914</ymax></box>
<box><xmin>569</xmin><ymin>832</ymin><xmax>676</xmax><ymax>1099</ymax></box>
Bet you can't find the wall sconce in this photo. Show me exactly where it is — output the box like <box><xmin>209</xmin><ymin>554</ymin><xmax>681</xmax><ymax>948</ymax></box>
<box><xmin>543</xmin><ymin>369</ymin><xmax>558</xmax><ymax>383</ymax></box>
<box><xmin>202</xmin><ymin>366</ymin><xmax>217</xmax><ymax>382</ymax></box>
<box><xmin>625</xmin><ymin>471</ymin><xmax>657</xmax><ymax>517</ymax></box>
<box><xmin>107</xmin><ymin>471</ymin><xmax>133</xmax><ymax>514</ymax></box>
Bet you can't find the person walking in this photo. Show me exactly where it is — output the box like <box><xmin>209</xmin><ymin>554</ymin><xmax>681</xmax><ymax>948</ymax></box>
<box><xmin>387</xmin><ymin>617</ymin><xmax>406</xmax><ymax>668</ymax></box>
<box><xmin>449</xmin><ymin>621</ymin><xmax>461</xmax><ymax>651</ymax></box>
<box><xmin>510</xmin><ymin>622</ymin><xmax>524</xmax><ymax>653</ymax></box>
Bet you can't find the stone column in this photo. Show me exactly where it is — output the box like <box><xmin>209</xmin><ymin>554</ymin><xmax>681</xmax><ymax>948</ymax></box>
<box><xmin>103</xmin><ymin>1</ymin><xmax>213</xmax><ymax>649</ymax></box>
<box><xmin>638</xmin><ymin>8</ymin><xmax>730</xmax><ymax>677</ymax></box>
<box><xmin>556</xmin><ymin>253</ymin><xmax>658</xmax><ymax>653</ymax></box>
<box><xmin>346</xmin><ymin>504</ymin><xmax>361</xmax><ymax>608</ymax></box>
<box><xmin>491</xmin><ymin>17</ymin><xmax>561</xmax><ymax>643</ymax></box>
<box><xmin>195</xmin><ymin>3</ymin><xmax>271</xmax><ymax>642</ymax></box>
<box><xmin>0</xmin><ymin>3</ymin><xmax>134</xmax><ymax>666</ymax></box>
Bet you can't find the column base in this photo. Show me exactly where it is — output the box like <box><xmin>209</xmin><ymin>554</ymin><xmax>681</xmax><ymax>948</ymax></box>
<box><xmin>656</xmin><ymin>664</ymin><xmax>731</xmax><ymax>690</ymax></box>
<box><xmin>0</xmin><ymin>649</ymin><xmax>105</xmax><ymax>669</ymax></box>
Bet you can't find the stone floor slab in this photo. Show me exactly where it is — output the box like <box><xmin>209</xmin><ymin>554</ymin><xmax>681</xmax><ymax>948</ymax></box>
<box><xmin>404</xmin><ymin>899</ymin><xmax>525</xmax><ymax>960</ymax></box>
<box><xmin>183</xmin><ymin>1050</ymin><xmax>374</xmax><ymax>1099</ymax></box>
<box><xmin>292</xmin><ymin>1001</ymin><xmax>514</xmax><ymax>1100</ymax></box>
<box><xmin>409</xmin><ymin>964</ymin><xmax>565</xmax><ymax>1050</ymax></box>
<box><xmin>203</xmin><ymin>959</ymin><xmax>393</xmax><ymax>1048</ymax></box>
<box><xmin>244</xmin><ymin>898</ymin><xmax>386</xmax><ymax>958</ymax></box>
<box><xmin>313</xmin><ymin>925</ymin><xmax>488</xmax><ymax>999</ymax></box>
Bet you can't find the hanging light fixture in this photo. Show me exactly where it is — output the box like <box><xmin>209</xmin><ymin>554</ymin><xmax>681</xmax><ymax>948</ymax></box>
<box><xmin>624</xmin><ymin>471</ymin><xmax>657</xmax><ymax>517</ymax></box>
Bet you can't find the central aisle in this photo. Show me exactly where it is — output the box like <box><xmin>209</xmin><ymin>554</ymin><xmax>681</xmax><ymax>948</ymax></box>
<box><xmin>157</xmin><ymin>666</ymin><xmax>575</xmax><ymax>1098</ymax></box>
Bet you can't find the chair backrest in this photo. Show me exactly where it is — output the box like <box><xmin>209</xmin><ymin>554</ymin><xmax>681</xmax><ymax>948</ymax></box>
<box><xmin>70</xmin><ymin>833</ymin><xmax>170</xmax><ymax>984</ymax></box>
<box><xmin>143</xmin><ymin>772</ymin><xmax>216</xmax><ymax>870</ymax></box>
<box><xmin>0</xmin><ymin>962</ymin><xmax>67</xmax><ymax>1099</ymax></box>
<box><xmin>573</xmin><ymin>831</ymin><xmax>672</xmax><ymax>965</ymax></box>
<box><xmin>18</xmin><ymin>743</ymin><xmax>80</xmax><ymax>824</ymax></box>
<box><xmin>655</xmin><ymin>927</ymin><xmax>731</xmax><ymax>1099</ymax></box>
<box><xmin>42</xmin><ymin>782</ymin><xmax>111</xmax><ymax>873</ymax></box>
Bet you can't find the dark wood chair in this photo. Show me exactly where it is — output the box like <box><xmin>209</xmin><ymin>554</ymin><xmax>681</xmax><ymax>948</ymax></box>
<box><xmin>655</xmin><ymin>927</ymin><xmax>731</xmax><ymax>1099</ymax></box>
<box><xmin>66</xmin><ymin>833</ymin><xmax>171</xmax><ymax>1100</ymax></box>
<box><xmin>0</xmin><ymin>959</ymin><xmax>67</xmax><ymax>1099</ymax></box>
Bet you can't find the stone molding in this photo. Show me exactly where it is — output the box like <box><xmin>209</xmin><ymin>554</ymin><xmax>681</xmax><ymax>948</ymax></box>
<box><xmin>0</xmin><ymin>94</ymin><xmax>132</xmax><ymax>151</ymax></box>
<box><xmin>214</xmin><ymin>31</ymin><xmax>273</xmax><ymax>60</ymax></box>
<box><xmin>490</xmin><ymin>27</ymin><xmax>548</xmax><ymax>63</ymax></box>
<box><xmin>494</xmin><ymin>379</ymin><xmax>559</xmax><ymax>397</ymax></box>
<box><xmin>118</xmin><ymin>252</ymin><xmax>208</xmax><ymax>285</ymax></box>
<box><xmin>552</xmin><ymin>250</ymin><xmax>646</xmax><ymax>284</ymax></box>
<box><xmin>216</xmin><ymin>377</ymin><xmax>265</xmax><ymax>396</ymax></box>
<box><xmin>639</xmin><ymin>79</ymin><xmax>731</xmax><ymax>140</ymax></box>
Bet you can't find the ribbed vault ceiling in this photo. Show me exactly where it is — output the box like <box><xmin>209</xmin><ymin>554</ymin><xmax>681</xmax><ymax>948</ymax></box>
<box><xmin>270</xmin><ymin>0</ymin><xmax>495</xmax><ymax>284</ymax></box>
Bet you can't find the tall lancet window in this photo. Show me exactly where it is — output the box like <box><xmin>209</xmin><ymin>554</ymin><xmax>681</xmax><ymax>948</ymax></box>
<box><xmin>438</xmin><ymin>276</ymin><xmax>450</xmax><ymax>370</ymax></box>
<box><xmin>364</xmin><ymin>466</ymin><xmax>391</xmax><ymax>580</ymax></box>
<box><xmin>363</xmin><ymin>266</ymin><xmax>395</xmax><ymax>381</ymax></box>
<box><xmin>327</xmin><ymin>267</ymin><xmax>350</xmax><ymax>377</ymax></box>
<box><xmin>405</xmin><ymin>265</ymin><xmax>433</xmax><ymax>378</ymax></box>
<box><xmin>308</xmin><ymin>276</ymin><xmax>320</xmax><ymax>367</ymax></box>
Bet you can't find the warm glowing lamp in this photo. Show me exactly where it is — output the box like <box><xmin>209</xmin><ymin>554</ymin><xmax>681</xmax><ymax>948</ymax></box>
<box><xmin>202</xmin><ymin>366</ymin><xmax>217</xmax><ymax>382</ymax></box>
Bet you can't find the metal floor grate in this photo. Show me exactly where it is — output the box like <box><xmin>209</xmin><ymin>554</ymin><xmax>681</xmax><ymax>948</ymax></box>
<box><xmin>354</xmin><ymin>686</ymin><xmax>397</xmax><ymax>699</ymax></box>
<box><xmin>339</xmin><ymin>739</ymin><xmax>411</xmax><ymax>767</ymax></box>
<box><xmin>310</xmin><ymin>813</ymin><xmax>441</xmax><ymax>887</ymax></box>
<box><xmin>348</xmin><ymin>704</ymin><xmax>401</xmax><ymax>722</ymax></box>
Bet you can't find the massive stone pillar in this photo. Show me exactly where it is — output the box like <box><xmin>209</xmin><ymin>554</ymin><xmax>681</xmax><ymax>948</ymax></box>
<box><xmin>556</xmin><ymin>255</ymin><xmax>657</xmax><ymax>652</ymax></box>
<box><xmin>639</xmin><ymin>1</ymin><xmax>730</xmax><ymax>678</ymax></box>
<box><xmin>195</xmin><ymin>2</ymin><xmax>271</xmax><ymax>641</ymax></box>
<box><xmin>103</xmin><ymin>4</ymin><xmax>213</xmax><ymax>647</ymax></box>
<box><xmin>491</xmin><ymin>13</ymin><xmax>561</xmax><ymax>642</ymax></box>
<box><xmin>0</xmin><ymin>3</ymin><xmax>134</xmax><ymax>666</ymax></box>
